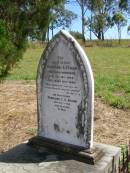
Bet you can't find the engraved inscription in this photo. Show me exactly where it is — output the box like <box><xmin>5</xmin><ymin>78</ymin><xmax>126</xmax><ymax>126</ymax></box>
<box><xmin>44</xmin><ymin>55</ymin><xmax>79</xmax><ymax>112</ymax></box>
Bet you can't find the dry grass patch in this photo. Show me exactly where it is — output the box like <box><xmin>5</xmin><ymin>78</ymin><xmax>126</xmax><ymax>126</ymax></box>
<box><xmin>0</xmin><ymin>81</ymin><xmax>130</xmax><ymax>152</ymax></box>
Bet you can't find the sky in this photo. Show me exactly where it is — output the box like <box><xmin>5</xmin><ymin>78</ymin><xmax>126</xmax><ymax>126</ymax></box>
<box><xmin>53</xmin><ymin>1</ymin><xmax>130</xmax><ymax>40</ymax></box>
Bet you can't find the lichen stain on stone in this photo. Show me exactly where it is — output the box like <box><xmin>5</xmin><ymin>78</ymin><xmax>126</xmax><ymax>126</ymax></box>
<box><xmin>54</xmin><ymin>123</ymin><xmax>60</xmax><ymax>132</ymax></box>
<box><xmin>76</xmin><ymin>99</ymin><xmax>85</xmax><ymax>138</ymax></box>
<box><xmin>66</xmin><ymin>130</ymin><xmax>70</xmax><ymax>134</ymax></box>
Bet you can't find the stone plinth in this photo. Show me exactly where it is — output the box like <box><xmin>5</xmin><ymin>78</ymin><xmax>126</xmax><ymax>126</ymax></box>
<box><xmin>28</xmin><ymin>136</ymin><xmax>104</xmax><ymax>165</ymax></box>
<box><xmin>0</xmin><ymin>142</ymin><xmax>120</xmax><ymax>173</ymax></box>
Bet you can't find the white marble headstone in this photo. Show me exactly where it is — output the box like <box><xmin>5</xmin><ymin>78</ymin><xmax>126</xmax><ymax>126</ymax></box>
<box><xmin>37</xmin><ymin>30</ymin><xmax>94</xmax><ymax>149</ymax></box>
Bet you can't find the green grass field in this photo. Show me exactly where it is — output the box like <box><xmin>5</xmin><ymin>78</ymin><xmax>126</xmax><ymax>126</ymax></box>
<box><xmin>5</xmin><ymin>44</ymin><xmax>130</xmax><ymax>109</ymax></box>
<box><xmin>6</xmin><ymin>47</ymin><xmax>43</xmax><ymax>80</ymax></box>
<box><xmin>87</xmin><ymin>47</ymin><xmax>130</xmax><ymax>109</ymax></box>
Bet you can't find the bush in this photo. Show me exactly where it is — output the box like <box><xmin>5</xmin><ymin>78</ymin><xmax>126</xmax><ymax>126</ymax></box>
<box><xmin>0</xmin><ymin>0</ymin><xmax>62</xmax><ymax>78</ymax></box>
<box><xmin>0</xmin><ymin>20</ymin><xmax>26</xmax><ymax>77</ymax></box>
<box><xmin>69</xmin><ymin>31</ymin><xmax>83</xmax><ymax>40</ymax></box>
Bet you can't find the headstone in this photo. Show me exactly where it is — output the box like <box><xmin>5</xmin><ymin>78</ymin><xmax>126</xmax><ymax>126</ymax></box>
<box><xmin>36</xmin><ymin>30</ymin><xmax>94</xmax><ymax>149</ymax></box>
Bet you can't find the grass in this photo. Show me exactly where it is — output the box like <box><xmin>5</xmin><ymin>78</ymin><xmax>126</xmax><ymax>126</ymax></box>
<box><xmin>6</xmin><ymin>47</ymin><xmax>43</xmax><ymax>80</ymax></box>
<box><xmin>79</xmin><ymin>39</ymin><xmax>130</xmax><ymax>48</ymax></box>
<box><xmin>86</xmin><ymin>47</ymin><xmax>130</xmax><ymax>109</ymax></box>
<box><xmin>120</xmin><ymin>144</ymin><xmax>130</xmax><ymax>171</ymax></box>
<box><xmin>4</xmin><ymin>42</ymin><xmax>130</xmax><ymax>109</ymax></box>
<box><xmin>27</xmin><ymin>128</ymin><xmax>37</xmax><ymax>136</ymax></box>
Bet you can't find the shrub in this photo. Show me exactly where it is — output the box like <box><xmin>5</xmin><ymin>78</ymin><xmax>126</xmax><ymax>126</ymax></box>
<box><xmin>0</xmin><ymin>20</ymin><xmax>26</xmax><ymax>77</ymax></box>
<box><xmin>0</xmin><ymin>0</ymin><xmax>62</xmax><ymax>77</ymax></box>
<box><xmin>69</xmin><ymin>31</ymin><xmax>83</xmax><ymax>40</ymax></box>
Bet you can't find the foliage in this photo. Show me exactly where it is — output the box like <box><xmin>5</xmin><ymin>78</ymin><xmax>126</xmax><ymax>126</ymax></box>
<box><xmin>120</xmin><ymin>144</ymin><xmax>130</xmax><ymax>172</ymax></box>
<box><xmin>62</xmin><ymin>0</ymin><xmax>128</xmax><ymax>41</ymax></box>
<box><xmin>112</xmin><ymin>12</ymin><xmax>127</xmax><ymax>43</ymax></box>
<box><xmin>0</xmin><ymin>0</ymin><xmax>62</xmax><ymax>77</ymax></box>
<box><xmin>127</xmin><ymin>26</ymin><xmax>130</xmax><ymax>35</ymax></box>
<box><xmin>87</xmin><ymin>0</ymin><xmax>115</xmax><ymax>12</ymax></box>
<box><xmin>86</xmin><ymin>0</ymin><xmax>115</xmax><ymax>40</ymax></box>
<box><xmin>68</xmin><ymin>0</ymin><xmax>88</xmax><ymax>42</ymax></box>
<box><xmin>50</xmin><ymin>4</ymin><xmax>77</xmax><ymax>31</ymax></box>
<box><xmin>29</xmin><ymin>1</ymin><xmax>77</xmax><ymax>41</ymax></box>
<box><xmin>119</xmin><ymin>0</ymin><xmax>129</xmax><ymax>11</ymax></box>
<box><xmin>86</xmin><ymin>13</ymin><xmax>113</xmax><ymax>40</ymax></box>
<box><xmin>69</xmin><ymin>31</ymin><xmax>83</xmax><ymax>39</ymax></box>
<box><xmin>5</xmin><ymin>46</ymin><xmax>43</xmax><ymax>80</ymax></box>
<box><xmin>0</xmin><ymin>20</ymin><xmax>26</xmax><ymax>77</ymax></box>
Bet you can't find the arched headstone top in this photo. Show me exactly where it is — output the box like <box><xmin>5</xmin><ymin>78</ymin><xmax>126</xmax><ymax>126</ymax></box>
<box><xmin>37</xmin><ymin>30</ymin><xmax>94</xmax><ymax>149</ymax></box>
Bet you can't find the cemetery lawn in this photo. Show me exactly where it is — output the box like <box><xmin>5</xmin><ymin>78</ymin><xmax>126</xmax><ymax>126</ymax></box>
<box><xmin>0</xmin><ymin>81</ymin><xmax>129</xmax><ymax>151</ymax></box>
<box><xmin>5</xmin><ymin>46</ymin><xmax>130</xmax><ymax>109</ymax></box>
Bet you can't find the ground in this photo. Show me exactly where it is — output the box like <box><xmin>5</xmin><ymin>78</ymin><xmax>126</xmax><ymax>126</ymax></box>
<box><xmin>5</xmin><ymin>46</ymin><xmax>130</xmax><ymax>109</ymax></box>
<box><xmin>0</xmin><ymin>81</ymin><xmax>129</xmax><ymax>152</ymax></box>
<box><xmin>0</xmin><ymin>44</ymin><xmax>130</xmax><ymax>152</ymax></box>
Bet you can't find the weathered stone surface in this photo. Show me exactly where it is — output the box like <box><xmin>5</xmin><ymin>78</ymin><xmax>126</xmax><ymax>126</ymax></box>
<box><xmin>37</xmin><ymin>30</ymin><xmax>94</xmax><ymax>149</ymax></box>
<box><xmin>0</xmin><ymin>143</ymin><xmax>120</xmax><ymax>173</ymax></box>
<box><xmin>28</xmin><ymin>136</ymin><xmax>104</xmax><ymax>165</ymax></box>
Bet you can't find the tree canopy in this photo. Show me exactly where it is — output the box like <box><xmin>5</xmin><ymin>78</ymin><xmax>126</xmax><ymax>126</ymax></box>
<box><xmin>48</xmin><ymin>3</ymin><xmax>77</xmax><ymax>40</ymax></box>
<box><xmin>0</xmin><ymin>0</ymin><xmax>63</xmax><ymax>77</ymax></box>
<box><xmin>85</xmin><ymin>0</ymin><xmax>115</xmax><ymax>40</ymax></box>
<box><xmin>112</xmin><ymin>12</ymin><xmax>127</xmax><ymax>43</ymax></box>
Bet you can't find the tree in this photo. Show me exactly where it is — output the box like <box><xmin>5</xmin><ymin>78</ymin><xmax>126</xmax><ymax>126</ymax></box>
<box><xmin>127</xmin><ymin>26</ymin><xmax>130</xmax><ymax>35</ymax></box>
<box><xmin>67</xmin><ymin>0</ymin><xmax>114</xmax><ymax>41</ymax></box>
<box><xmin>0</xmin><ymin>0</ymin><xmax>62</xmax><ymax>77</ymax></box>
<box><xmin>86</xmin><ymin>13</ymin><xmax>113</xmax><ymax>40</ymax></box>
<box><xmin>67</xmin><ymin>0</ymin><xmax>88</xmax><ymax>42</ymax></box>
<box><xmin>86</xmin><ymin>0</ymin><xmax>115</xmax><ymax>40</ymax></box>
<box><xmin>49</xmin><ymin>4</ymin><xmax>77</xmax><ymax>38</ymax></box>
<box><xmin>119</xmin><ymin>0</ymin><xmax>129</xmax><ymax>12</ymax></box>
<box><xmin>112</xmin><ymin>12</ymin><xmax>127</xmax><ymax>44</ymax></box>
<box><xmin>76</xmin><ymin>0</ymin><xmax>88</xmax><ymax>42</ymax></box>
<box><xmin>69</xmin><ymin>31</ymin><xmax>83</xmax><ymax>39</ymax></box>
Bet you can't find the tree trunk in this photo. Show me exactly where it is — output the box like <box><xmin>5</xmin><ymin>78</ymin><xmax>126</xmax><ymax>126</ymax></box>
<box><xmin>90</xmin><ymin>13</ymin><xmax>92</xmax><ymax>40</ymax></box>
<box><xmin>101</xmin><ymin>31</ymin><xmax>104</xmax><ymax>40</ymax></box>
<box><xmin>47</xmin><ymin>26</ymin><xmax>49</xmax><ymax>42</ymax></box>
<box><xmin>51</xmin><ymin>22</ymin><xmax>54</xmax><ymax>38</ymax></box>
<box><xmin>98</xmin><ymin>31</ymin><xmax>101</xmax><ymax>40</ymax></box>
<box><xmin>42</xmin><ymin>31</ymin><xmax>46</xmax><ymax>43</ymax></box>
<box><xmin>81</xmin><ymin>0</ymin><xmax>85</xmax><ymax>42</ymax></box>
<box><xmin>118</xmin><ymin>25</ymin><xmax>121</xmax><ymax>44</ymax></box>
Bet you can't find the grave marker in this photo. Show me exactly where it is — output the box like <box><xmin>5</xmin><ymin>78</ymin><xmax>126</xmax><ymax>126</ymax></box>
<box><xmin>37</xmin><ymin>30</ymin><xmax>94</xmax><ymax>149</ymax></box>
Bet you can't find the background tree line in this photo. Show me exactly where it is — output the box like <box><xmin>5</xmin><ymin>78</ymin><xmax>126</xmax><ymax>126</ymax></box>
<box><xmin>0</xmin><ymin>0</ymin><xmax>130</xmax><ymax>77</ymax></box>
<box><xmin>67</xmin><ymin>0</ymin><xmax>130</xmax><ymax>42</ymax></box>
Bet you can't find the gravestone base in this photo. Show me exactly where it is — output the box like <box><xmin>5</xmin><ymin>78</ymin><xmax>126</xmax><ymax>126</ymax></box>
<box><xmin>0</xmin><ymin>141</ymin><xmax>120</xmax><ymax>173</ymax></box>
<box><xmin>28</xmin><ymin>136</ymin><xmax>110</xmax><ymax>165</ymax></box>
